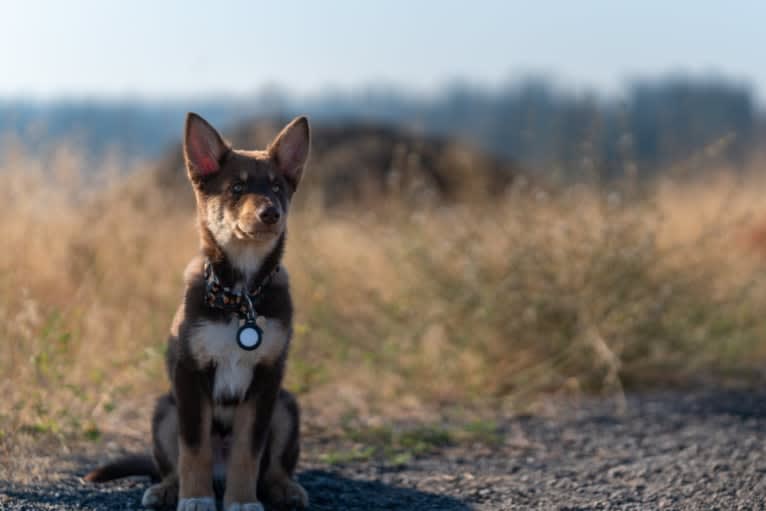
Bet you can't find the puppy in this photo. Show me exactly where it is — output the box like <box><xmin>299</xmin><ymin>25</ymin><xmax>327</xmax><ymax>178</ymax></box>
<box><xmin>86</xmin><ymin>113</ymin><xmax>310</xmax><ymax>511</ymax></box>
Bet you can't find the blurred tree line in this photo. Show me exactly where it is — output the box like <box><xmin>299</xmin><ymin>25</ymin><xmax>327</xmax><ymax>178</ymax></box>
<box><xmin>306</xmin><ymin>76</ymin><xmax>758</xmax><ymax>177</ymax></box>
<box><xmin>0</xmin><ymin>76</ymin><xmax>761</xmax><ymax>177</ymax></box>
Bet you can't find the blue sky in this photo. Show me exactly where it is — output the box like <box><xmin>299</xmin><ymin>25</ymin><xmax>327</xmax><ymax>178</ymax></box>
<box><xmin>1</xmin><ymin>0</ymin><xmax>764</xmax><ymax>101</ymax></box>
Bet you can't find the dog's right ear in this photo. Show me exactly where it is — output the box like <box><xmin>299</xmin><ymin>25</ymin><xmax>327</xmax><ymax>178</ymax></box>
<box><xmin>184</xmin><ymin>113</ymin><xmax>229</xmax><ymax>182</ymax></box>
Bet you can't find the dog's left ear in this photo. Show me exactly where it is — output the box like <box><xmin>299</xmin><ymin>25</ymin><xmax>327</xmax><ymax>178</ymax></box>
<box><xmin>268</xmin><ymin>116</ymin><xmax>310</xmax><ymax>189</ymax></box>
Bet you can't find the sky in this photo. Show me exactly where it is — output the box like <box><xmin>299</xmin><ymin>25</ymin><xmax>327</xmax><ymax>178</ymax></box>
<box><xmin>0</xmin><ymin>0</ymin><xmax>764</xmax><ymax>102</ymax></box>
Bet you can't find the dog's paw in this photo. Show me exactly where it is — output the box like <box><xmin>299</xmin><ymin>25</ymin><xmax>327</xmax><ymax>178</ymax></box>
<box><xmin>263</xmin><ymin>478</ymin><xmax>309</xmax><ymax>509</ymax></box>
<box><xmin>225</xmin><ymin>503</ymin><xmax>264</xmax><ymax>511</ymax></box>
<box><xmin>176</xmin><ymin>496</ymin><xmax>216</xmax><ymax>511</ymax></box>
<box><xmin>142</xmin><ymin>481</ymin><xmax>178</xmax><ymax>509</ymax></box>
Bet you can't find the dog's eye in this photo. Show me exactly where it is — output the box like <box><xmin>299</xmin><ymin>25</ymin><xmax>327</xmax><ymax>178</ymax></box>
<box><xmin>232</xmin><ymin>182</ymin><xmax>244</xmax><ymax>194</ymax></box>
<box><xmin>271</xmin><ymin>184</ymin><xmax>280</xmax><ymax>193</ymax></box>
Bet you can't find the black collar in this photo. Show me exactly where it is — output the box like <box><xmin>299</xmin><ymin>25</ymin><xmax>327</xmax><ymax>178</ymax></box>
<box><xmin>203</xmin><ymin>260</ymin><xmax>278</xmax><ymax>319</ymax></box>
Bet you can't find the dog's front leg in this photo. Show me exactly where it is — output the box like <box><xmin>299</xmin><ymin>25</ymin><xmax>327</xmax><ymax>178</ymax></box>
<box><xmin>175</xmin><ymin>362</ymin><xmax>215</xmax><ymax>511</ymax></box>
<box><xmin>223</xmin><ymin>365</ymin><xmax>282</xmax><ymax>511</ymax></box>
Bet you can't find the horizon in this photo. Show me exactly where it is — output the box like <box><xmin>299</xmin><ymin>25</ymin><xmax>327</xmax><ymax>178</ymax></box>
<box><xmin>0</xmin><ymin>73</ymin><xmax>760</xmax><ymax>110</ymax></box>
<box><xmin>1</xmin><ymin>1</ymin><xmax>765</xmax><ymax>104</ymax></box>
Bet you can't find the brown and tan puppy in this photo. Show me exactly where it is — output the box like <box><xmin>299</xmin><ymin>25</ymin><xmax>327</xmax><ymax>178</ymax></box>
<box><xmin>85</xmin><ymin>113</ymin><xmax>311</xmax><ymax>511</ymax></box>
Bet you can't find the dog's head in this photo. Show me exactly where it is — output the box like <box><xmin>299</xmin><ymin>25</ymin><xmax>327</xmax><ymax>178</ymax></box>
<box><xmin>183</xmin><ymin>113</ymin><xmax>309</xmax><ymax>257</ymax></box>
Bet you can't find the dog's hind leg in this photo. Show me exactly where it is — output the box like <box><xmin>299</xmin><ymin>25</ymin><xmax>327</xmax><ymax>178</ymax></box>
<box><xmin>142</xmin><ymin>393</ymin><xmax>180</xmax><ymax>509</ymax></box>
<box><xmin>142</xmin><ymin>472</ymin><xmax>179</xmax><ymax>510</ymax></box>
<box><xmin>258</xmin><ymin>389</ymin><xmax>308</xmax><ymax>509</ymax></box>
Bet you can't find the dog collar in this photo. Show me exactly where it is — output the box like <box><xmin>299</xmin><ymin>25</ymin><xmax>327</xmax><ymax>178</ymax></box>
<box><xmin>203</xmin><ymin>260</ymin><xmax>277</xmax><ymax>350</ymax></box>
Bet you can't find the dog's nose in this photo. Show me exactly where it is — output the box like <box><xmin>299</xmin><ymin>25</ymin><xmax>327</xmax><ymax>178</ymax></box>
<box><xmin>258</xmin><ymin>206</ymin><xmax>281</xmax><ymax>225</ymax></box>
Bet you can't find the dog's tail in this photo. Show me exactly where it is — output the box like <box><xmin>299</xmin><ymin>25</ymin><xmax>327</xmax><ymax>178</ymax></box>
<box><xmin>84</xmin><ymin>454</ymin><xmax>160</xmax><ymax>483</ymax></box>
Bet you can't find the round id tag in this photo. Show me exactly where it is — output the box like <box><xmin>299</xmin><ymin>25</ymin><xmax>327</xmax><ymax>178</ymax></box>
<box><xmin>237</xmin><ymin>321</ymin><xmax>263</xmax><ymax>351</ymax></box>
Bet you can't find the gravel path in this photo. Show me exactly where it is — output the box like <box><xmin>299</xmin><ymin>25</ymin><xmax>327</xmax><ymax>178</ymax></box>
<box><xmin>2</xmin><ymin>390</ymin><xmax>765</xmax><ymax>510</ymax></box>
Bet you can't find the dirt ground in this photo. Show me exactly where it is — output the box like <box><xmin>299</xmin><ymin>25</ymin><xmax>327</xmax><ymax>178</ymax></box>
<box><xmin>2</xmin><ymin>390</ymin><xmax>766</xmax><ymax>510</ymax></box>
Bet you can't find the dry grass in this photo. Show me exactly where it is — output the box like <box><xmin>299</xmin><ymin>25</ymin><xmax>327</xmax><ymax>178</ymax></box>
<box><xmin>2</xmin><ymin>143</ymin><xmax>766</xmax><ymax>451</ymax></box>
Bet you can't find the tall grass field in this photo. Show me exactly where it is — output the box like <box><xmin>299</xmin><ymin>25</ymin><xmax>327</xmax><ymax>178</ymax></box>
<box><xmin>2</xmin><ymin>142</ymin><xmax>766</xmax><ymax>453</ymax></box>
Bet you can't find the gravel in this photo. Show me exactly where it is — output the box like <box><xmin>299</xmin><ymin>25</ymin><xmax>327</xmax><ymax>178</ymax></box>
<box><xmin>2</xmin><ymin>390</ymin><xmax>766</xmax><ymax>510</ymax></box>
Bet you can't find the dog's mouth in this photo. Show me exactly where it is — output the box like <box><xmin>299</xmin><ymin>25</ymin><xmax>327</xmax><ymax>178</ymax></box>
<box><xmin>234</xmin><ymin>224</ymin><xmax>280</xmax><ymax>241</ymax></box>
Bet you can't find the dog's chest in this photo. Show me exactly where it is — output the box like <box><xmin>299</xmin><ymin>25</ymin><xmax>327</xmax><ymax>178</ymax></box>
<box><xmin>189</xmin><ymin>317</ymin><xmax>289</xmax><ymax>401</ymax></box>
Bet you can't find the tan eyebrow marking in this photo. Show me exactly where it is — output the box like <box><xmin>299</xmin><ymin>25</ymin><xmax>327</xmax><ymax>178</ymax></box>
<box><xmin>240</xmin><ymin>171</ymin><xmax>247</xmax><ymax>181</ymax></box>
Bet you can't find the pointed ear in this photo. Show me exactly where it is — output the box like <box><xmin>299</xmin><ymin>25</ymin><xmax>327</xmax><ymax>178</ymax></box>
<box><xmin>184</xmin><ymin>113</ymin><xmax>229</xmax><ymax>181</ymax></box>
<box><xmin>268</xmin><ymin>116</ymin><xmax>310</xmax><ymax>188</ymax></box>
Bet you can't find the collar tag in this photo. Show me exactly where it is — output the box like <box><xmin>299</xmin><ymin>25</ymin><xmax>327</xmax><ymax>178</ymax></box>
<box><xmin>204</xmin><ymin>259</ymin><xmax>277</xmax><ymax>350</ymax></box>
<box><xmin>237</xmin><ymin>321</ymin><xmax>263</xmax><ymax>351</ymax></box>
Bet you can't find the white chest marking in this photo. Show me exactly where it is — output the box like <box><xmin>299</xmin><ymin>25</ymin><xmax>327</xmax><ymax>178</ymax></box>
<box><xmin>189</xmin><ymin>317</ymin><xmax>289</xmax><ymax>401</ymax></box>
